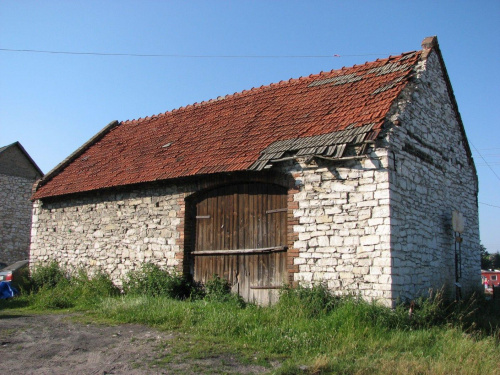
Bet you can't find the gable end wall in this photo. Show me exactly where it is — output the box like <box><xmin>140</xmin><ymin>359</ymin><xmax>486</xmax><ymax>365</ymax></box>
<box><xmin>0</xmin><ymin>146</ymin><xmax>42</xmax><ymax>179</ymax></box>
<box><xmin>0</xmin><ymin>174</ymin><xmax>36</xmax><ymax>264</ymax></box>
<box><xmin>387</xmin><ymin>51</ymin><xmax>480</xmax><ymax>301</ymax></box>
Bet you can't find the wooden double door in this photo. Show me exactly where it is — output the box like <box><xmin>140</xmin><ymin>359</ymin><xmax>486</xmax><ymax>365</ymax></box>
<box><xmin>192</xmin><ymin>183</ymin><xmax>288</xmax><ymax>304</ymax></box>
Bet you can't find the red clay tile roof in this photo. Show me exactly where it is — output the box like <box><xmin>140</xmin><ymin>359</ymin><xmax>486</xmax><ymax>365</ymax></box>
<box><xmin>33</xmin><ymin>50</ymin><xmax>423</xmax><ymax>199</ymax></box>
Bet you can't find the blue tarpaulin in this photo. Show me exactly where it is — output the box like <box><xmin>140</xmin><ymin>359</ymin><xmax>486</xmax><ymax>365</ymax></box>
<box><xmin>0</xmin><ymin>281</ymin><xmax>18</xmax><ymax>299</ymax></box>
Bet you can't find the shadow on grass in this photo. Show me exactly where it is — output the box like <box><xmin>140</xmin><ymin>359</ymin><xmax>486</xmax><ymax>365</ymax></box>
<box><xmin>0</xmin><ymin>297</ymin><xmax>31</xmax><ymax>310</ymax></box>
<box><xmin>0</xmin><ymin>314</ymin><xmax>32</xmax><ymax>320</ymax></box>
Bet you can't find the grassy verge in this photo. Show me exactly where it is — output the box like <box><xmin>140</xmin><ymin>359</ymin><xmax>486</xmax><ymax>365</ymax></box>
<box><xmin>93</xmin><ymin>295</ymin><xmax>499</xmax><ymax>374</ymax></box>
<box><xmin>1</xmin><ymin>262</ymin><xmax>499</xmax><ymax>374</ymax></box>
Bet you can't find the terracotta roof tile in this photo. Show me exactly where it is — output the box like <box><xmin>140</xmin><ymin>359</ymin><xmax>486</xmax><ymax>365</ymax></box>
<box><xmin>33</xmin><ymin>50</ymin><xmax>422</xmax><ymax>199</ymax></box>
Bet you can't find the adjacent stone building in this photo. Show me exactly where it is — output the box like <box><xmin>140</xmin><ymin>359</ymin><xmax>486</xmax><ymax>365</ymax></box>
<box><xmin>0</xmin><ymin>142</ymin><xmax>43</xmax><ymax>265</ymax></box>
<box><xmin>30</xmin><ymin>37</ymin><xmax>480</xmax><ymax>305</ymax></box>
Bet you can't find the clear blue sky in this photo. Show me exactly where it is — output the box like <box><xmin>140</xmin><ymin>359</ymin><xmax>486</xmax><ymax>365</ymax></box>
<box><xmin>1</xmin><ymin>1</ymin><xmax>499</xmax><ymax>252</ymax></box>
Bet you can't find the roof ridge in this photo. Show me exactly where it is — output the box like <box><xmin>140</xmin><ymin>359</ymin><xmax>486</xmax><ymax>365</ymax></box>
<box><xmin>121</xmin><ymin>50</ymin><xmax>419</xmax><ymax>125</ymax></box>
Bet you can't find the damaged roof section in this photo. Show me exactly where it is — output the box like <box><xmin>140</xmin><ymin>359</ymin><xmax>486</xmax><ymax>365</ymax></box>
<box><xmin>249</xmin><ymin>123</ymin><xmax>376</xmax><ymax>171</ymax></box>
<box><xmin>33</xmin><ymin>47</ymin><xmax>425</xmax><ymax>200</ymax></box>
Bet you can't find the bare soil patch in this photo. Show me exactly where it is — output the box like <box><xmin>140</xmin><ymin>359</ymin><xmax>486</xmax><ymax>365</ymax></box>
<box><xmin>0</xmin><ymin>313</ymin><xmax>269</xmax><ymax>374</ymax></box>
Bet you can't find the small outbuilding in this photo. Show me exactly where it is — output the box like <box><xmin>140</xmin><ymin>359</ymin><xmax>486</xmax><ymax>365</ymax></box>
<box><xmin>481</xmin><ymin>270</ymin><xmax>500</xmax><ymax>292</ymax></box>
<box><xmin>30</xmin><ymin>37</ymin><xmax>480</xmax><ymax>305</ymax></box>
<box><xmin>0</xmin><ymin>142</ymin><xmax>43</xmax><ymax>265</ymax></box>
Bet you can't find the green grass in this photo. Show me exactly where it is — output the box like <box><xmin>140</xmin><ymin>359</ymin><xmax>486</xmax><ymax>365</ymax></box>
<box><xmin>88</xmin><ymin>294</ymin><xmax>499</xmax><ymax>374</ymax></box>
<box><xmin>1</xmin><ymin>263</ymin><xmax>499</xmax><ymax>374</ymax></box>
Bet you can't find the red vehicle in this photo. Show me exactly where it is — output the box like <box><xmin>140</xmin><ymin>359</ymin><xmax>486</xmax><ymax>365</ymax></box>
<box><xmin>481</xmin><ymin>270</ymin><xmax>500</xmax><ymax>294</ymax></box>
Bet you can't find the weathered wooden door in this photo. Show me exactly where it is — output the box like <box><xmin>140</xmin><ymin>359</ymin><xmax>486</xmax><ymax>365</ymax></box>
<box><xmin>192</xmin><ymin>183</ymin><xmax>288</xmax><ymax>304</ymax></box>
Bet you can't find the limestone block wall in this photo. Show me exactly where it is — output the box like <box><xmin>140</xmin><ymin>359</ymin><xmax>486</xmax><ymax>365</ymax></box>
<box><xmin>387</xmin><ymin>51</ymin><xmax>480</xmax><ymax>301</ymax></box>
<box><xmin>31</xmin><ymin>162</ymin><xmax>395</xmax><ymax>304</ymax></box>
<box><xmin>0</xmin><ymin>174</ymin><xmax>34</xmax><ymax>264</ymax></box>
<box><xmin>286</xmin><ymin>151</ymin><xmax>394</xmax><ymax>304</ymax></box>
<box><xmin>30</xmin><ymin>173</ymin><xmax>292</xmax><ymax>285</ymax></box>
<box><xmin>30</xmin><ymin>185</ymin><xmax>185</xmax><ymax>284</ymax></box>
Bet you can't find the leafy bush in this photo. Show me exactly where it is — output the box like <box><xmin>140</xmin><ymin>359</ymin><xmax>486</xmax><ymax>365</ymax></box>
<box><xmin>27</xmin><ymin>268</ymin><xmax>120</xmax><ymax>310</ymax></box>
<box><xmin>123</xmin><ymin>263</ymin><xmax>193</xmax><ymax>299</ymax></box>
<box><xmin>12</xmin><ymin>265</ymin><xmax>32</xmax><ymax>293</ymax></box>
<box><xmin>30</xmin><ymin>282</ymin><xmax>75</xmax><ymax>309</ymax></box>
<box><xmin>72</xmin><ymin>270</ymin><xmax>121</xmax><ymax>307</ymax></box>
<box><xmin>30</xmin><ymin>261</ymin><xmax>67</xmax><ymax>291</ymax></box>
<box><xmin>203</xmin><ymin>274</ymin><xmax>245</xmax><ymax>306</ymax></box>
<box><xmin>204</xmin><ymin>274</ymin><xmax>230</xmax><ymax>299</ymax></box>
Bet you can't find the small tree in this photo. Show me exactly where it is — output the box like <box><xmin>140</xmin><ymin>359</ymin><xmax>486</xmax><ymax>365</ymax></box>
<box><xmin>491</xmin><ymin>252</ymin><xmax>500</xmax><ymax>269</ymax></box>
<box><xmin>480</xmin><ymin>244</ymin><xmax>492</xmax><ymax>270</ymax></box>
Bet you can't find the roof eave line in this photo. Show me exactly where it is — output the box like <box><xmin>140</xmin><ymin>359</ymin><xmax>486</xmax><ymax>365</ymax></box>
<box><xmin>32</xmin><ymin>120</ymin><xmax>120</xmax><ymax>198</ymax></box>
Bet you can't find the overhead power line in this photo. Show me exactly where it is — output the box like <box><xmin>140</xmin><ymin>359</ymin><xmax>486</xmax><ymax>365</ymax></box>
<box><xmin>476</xmin><ymin>147</ymin><xmax>500</xmax><ymax>151</ymax></box>
<box><xmin>470</xmin><ymin>141</ymin><xmax>500</xmax><ymax>182</ymax></box>
<box><xmin>479</xmin><ymin>202</ymin><xmax>500</xmax><ymax>209</ymax></box>
<box><xmin>0</xmin><ymin>47</ymin><xmax>391</xmax><ymax>59</ymax></box>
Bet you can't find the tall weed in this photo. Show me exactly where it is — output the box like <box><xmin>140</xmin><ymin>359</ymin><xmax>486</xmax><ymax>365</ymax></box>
<box><xmin>71</xmin><ymin>270</ymin><xmax>120</xmax><ymax>308</ymax></box>
<box><xmin>27</xmin><ymin>267</ymin><xmax>119</xmax><ymax>310</ymax></box>
<box><xmin>277</xmin><ymin>283</ymin><xmax>338</xmax><ymax>318</ymax></box>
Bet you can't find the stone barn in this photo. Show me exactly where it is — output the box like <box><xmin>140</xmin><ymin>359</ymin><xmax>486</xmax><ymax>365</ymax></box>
<box><xmin>0</xmin><ymin>142</ymin><xmax>43</xmax><ymax>265</ymax></box>
<box><xmin>30</xmin><ymin>37</ymin><xmax>480</xmax><ymax>305</ymax></box>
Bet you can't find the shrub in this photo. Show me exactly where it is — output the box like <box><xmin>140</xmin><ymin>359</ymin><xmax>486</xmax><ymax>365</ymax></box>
<box><xmin>30</xmin><ymin>282</ymin><xmax>75</xmax><ymax>309</ymax></box>
<box><xmin>204</xmin><ymin>274</ymin><xmax>231</xmax><ymax>299</ymax></box>
<box><xmin>26</xmin><ymin>268</ymin><xmax>120</xmax><ymax>310</ymax></box>
<box><xmin>72</xmin><ymin>270</ymin><xmax>121</xmax><ymax>308</ymax></box>
<box><xmin>30</xmin><ymin>261</ymin><xmax>67</xmax><ymax>291</ymax></box>
<box><xmin>123</xmin><ymin>263</ymin><xmax>192</xmax><ymax>299</ymax></box>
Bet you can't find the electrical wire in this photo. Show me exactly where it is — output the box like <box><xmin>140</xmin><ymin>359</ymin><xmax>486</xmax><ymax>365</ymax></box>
<box><xmin>479</xmin><ymin>202</ymin><xmax>500</xmax><ymax>209</ymax></box>
<box><xmin>0</xmin><ymin>47</ymin><xmax>391</xmax><ymax>59</ymax></box>
<box><xmin>470</xmin><ymin>141</ymin><xmax>500</xmax><ymax>182</ymax></box>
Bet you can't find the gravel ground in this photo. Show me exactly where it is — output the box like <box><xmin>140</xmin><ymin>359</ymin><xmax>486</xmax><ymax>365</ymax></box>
<box><xmin>0</xmin><ymin>313</ymin><xmax>269</xmax><ymax>374</ymax></box>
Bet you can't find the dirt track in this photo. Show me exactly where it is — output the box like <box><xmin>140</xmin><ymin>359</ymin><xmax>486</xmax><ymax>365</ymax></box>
<box><xmin>0</xmin><ymin>313</ymin><xmax>268</xmax><ymax>374</ymax></box>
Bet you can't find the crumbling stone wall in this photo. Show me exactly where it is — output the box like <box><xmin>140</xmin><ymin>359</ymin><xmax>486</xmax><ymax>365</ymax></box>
<box><xmin>30</xmin><ymin>185</ymin><xmax>185</xmax><ymax>284</ymax></box>
<box><xmin>0</xmin><ymin>174</ymin><xmax>35</xmax><ymax>264</ymax></box>
<box><xmin>386</xmin><ymin>51</ymin><xmax>480</xmax><ymax>301</ymax></box>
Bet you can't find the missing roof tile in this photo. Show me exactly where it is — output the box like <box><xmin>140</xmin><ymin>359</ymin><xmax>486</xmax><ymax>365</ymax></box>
<box><xmin>367</xmin><ymin>63</ymin><xmax>410</xmax><ymax>76</ymax></box>
<box><xmin>400</xmin><ymin>52</ymin><xmax>417</xmax><ymax>61</ymax></box>
<box><xmin>308</xmin><ymin>73</ymin><xmax>363</xmax><ymax>87</ymax></box>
